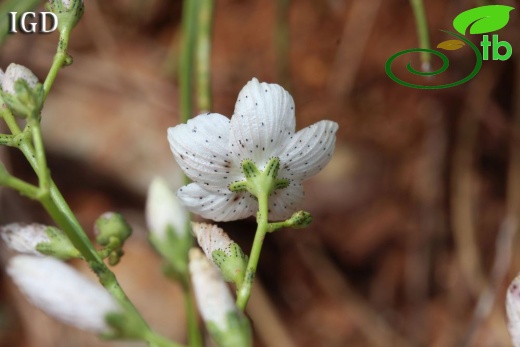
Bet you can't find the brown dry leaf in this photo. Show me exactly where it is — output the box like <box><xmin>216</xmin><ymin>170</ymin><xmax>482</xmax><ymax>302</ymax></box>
<box><xmin>436</xmin><ymin>39</ymin><xmax>465</xmax><ymax>50</ymax></box>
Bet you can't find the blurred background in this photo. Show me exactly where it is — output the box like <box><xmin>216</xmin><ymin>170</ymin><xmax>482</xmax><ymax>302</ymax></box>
<box><xmin>0</xmin><ymin>0</ymin><xmax>519</xmax><ymax>346</ymax></box>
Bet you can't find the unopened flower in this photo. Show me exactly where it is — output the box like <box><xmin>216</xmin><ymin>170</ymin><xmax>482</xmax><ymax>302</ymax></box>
<box><xmin>1</xmin><ymin>223</ymin><xmax>50</xmax><ymax>255</ymax></box>
<box><xmin>7</xmin><ymin>255</ymin><xmax>121</xmax><ymax>334</ymax></box>
<box><xmin>189</xmin><ymin>248</ymin><xmax>251</xmax><ymax>347</ymax></box>
<box><xmin>0</xmin><ymin>63</ymin><xmax>38</xmax><ymax>95</ymax></box>
<box><xmin>168</xmin><ymin>78</ymin><xmax>338</xmax><ymax>222</ymax></box>
<box><xmin>146</xmin><ymin>177</ymin><xmax>189</xmax><ymax>239</ymax></box>
<box><xmin>192</xmin><ymin>222</ymin><xmax>247</xmax><ymax>284</ymax></box>
<box><xmin>507</xmin><ymin>275</ymin><xmax>520</xmax><ymax>347</ymax></box>
<box><xmin>0</xmin><ymin>223</ymin><xmax>79</xmax><ymax>259</ymax></box>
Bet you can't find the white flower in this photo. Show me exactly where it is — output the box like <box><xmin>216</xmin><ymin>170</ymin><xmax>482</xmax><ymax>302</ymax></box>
<box><xmin>507</xmin><ymin>275</ymin><xmax>520</xmax><ymax>347</ymax></box>
<box><xmin>192</xmin><ymin>222</ymin><xmax>233</xmax><ymax>260</ymax></box>
<box><xmin>189</xmin><ymin>248</ymin><xmax>237</xmax><ymax>331</ymax></box>
<box><xmin>146</xmin><ymin>176</ymin><xmax>189</xmax><ymax>238</ymax></box>
<box><xmin>1</xmin><ymin>223</ymin><xmax>50</xmax><ymax>256</ymax></box>
<box><xmin>0</xmin><ymin>63</ymin><xmax>38</xmax><ymax>95</ymax></box>
<box><xmin>168</xmin><ymin>78</ymin><xmax>338</xmax><ymax>222</ymax></box>
<box><xmin>7</xmin><ymin>255</ymin><xmax>121</xmax><ymax>334</ymax></box>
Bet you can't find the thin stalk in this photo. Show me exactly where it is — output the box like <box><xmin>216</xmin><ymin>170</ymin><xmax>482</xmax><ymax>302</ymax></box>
<box><xmin>409</xmin><ymin>0</ymin><xmax>431</xmax><ymax>70</ymax></box>
<box><xmin>43</xmin><ymin>28</ymin><xmax>71</xmax><ymax>100</ymax></box>
<box><xmin>275</xmin><ymin>0</ymin><xmax>291</xmax><ymax>88</ymax></box>
<box><xmin>179</xmin><ymin>0</ymin><xmax>199</xmax><ymax>123</ymax></box>
<box><xmin>195</xmin><ymin>0</ymin><xmax>214</xmax><ymax>112</ymax></box>
<box><xmin>236</xmin><ymin>191</ymin><xmax>269</xmax><ymax>310</ymax></box>
<box><xmin>181</xmin><ymin>276</ymin><xmax>203</xmax><ymax>347</ymax></box>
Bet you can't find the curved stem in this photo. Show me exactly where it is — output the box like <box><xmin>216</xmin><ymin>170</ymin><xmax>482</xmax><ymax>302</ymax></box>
<box><xmin>236</xmin><ymin>191</ymin><xmax>269</xmax><ymax>310</ymax></box>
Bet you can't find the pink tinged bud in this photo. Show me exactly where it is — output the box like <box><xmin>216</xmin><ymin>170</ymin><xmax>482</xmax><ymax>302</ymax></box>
<box><xmin>7</xmin><ymin>255</ymin><xmax>121</xmax><ymax>334</ymax></box>
<box><xmin>1</xmin><ymin>223</ymin><xmax>51</xmax><ymax>256</ymax></box>
<box><xmin>192</xmin><ymin>222</ymin><xmax>233</xmax><ymax>259</ymax></box>
<box><xmin>1</xmin><ymin>63</ymin><xmax>38</xmax><ymax>95</ymax></box>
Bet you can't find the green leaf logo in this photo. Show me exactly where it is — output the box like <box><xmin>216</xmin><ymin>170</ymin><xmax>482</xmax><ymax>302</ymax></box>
<box><xmin>453</xmin><ymin>5</ymin><xmax>514</xmax><ymax>35</ymax></box>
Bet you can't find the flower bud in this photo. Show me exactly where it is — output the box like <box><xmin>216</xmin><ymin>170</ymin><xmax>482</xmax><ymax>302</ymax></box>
<box><xmin>1</xmin><ymin>63</ymin><xmax>38</xmax><ymax>95</ymax></box>
<box><xmin>507</xmin><ymin>275</ymin><xmax>520</xmax><ymax>347</ymax></box>
<box><xmin>189</xmin><ymin>248</ymin><xmax>251</xmax><ymax>347</ymax></box>
<box><xmin>47</xmin><ymin>0</ymin><xmax>84</xmax><ymax>31</ymax></box>
<box><xmin>146</xmin><ymin>177</ymin><xmax>192</xmax><ymax>274</ymax></box>
<box><xmin>286</xmin><ymin>210</ymin><xmax>312</xmax><ymax>229</ymax></box>
<box><xmin>192</xmin><ymin>222</ymin><xmax>247</xmax><ymax>285</ymax></box>
<box><xmin>0</xmin><ymin>63</ymin><xmax>42</xmax><ymax>116</ymax></box>
<box><xmin>94</xmin><ymin>212</ymin><xmax>132</xmax><ymax>246</ymax></box>
<box><xmin>7</xmin><ymin>255</ymin><xmax>121</xmax><ymax>334</ymax></box>
<box><xmin>1</xmin><ymin>223</ymin><xmax>80</xmax><ymax>260</ymax></box>
<box><xmin>146</xmin><ymin>177</ymin><xmax>189</xmax><ymax>239</ymax></box>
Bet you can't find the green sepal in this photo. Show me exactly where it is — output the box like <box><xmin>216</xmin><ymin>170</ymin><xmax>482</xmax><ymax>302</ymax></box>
<box><xmin>148</xmin><ymin>224</ymin><xmax>193</xmax><ymax>277</ymax></box>
<box><xmin>35</xmin><ymin>226</ymin><xmax>81</xmax><ymax>260</ymax></box>
<box><xmin>212</xmin><ymin>242</ymin><xmax>248</xmax><ymax>285</ymax></box>
<box><xmin>0</xmin><ymin>81</ymin><xmax>44</xmax><ymax>117</ymax></box>
<box><xmin>102</xmin><ymin>311</ymin><xmax>148</xmax><ymax>340</ymax></box>
<box><xmin>286</xmin><ymin>210</ymin><xmax>312</xmax><ymax>229</ymax></box>
<box><xmin>206</xmin><ymin>311</ymin><xmax>252</xmax><ymax>347</ymax></box>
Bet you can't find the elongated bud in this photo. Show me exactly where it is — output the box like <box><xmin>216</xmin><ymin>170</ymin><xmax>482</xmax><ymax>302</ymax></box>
<box><xmin>507</xmin><ymin>275</ymin><xmax>520</xmax><ymax>347</ymax></box>
<box><xmin>8</xmin><ymin>255</ymin><xmax>121</xmax><ymax>334</ymax></box>
<box><xmin>286</xmin><ymin>210</ymin><xmax>312</xmax><ymax>229</ymax></box>
<box><xmin>146</xmin><ymin>177</ymin><xmax>192</xmax><ymax>275</ymax></box>
<box><xmin>1</xmin><ymin>64</ymin><xmax>38</xmax><ymax>95</ymax></box>
<box><xmin>146</xmin><ymin>177</ymin><xmax>189</xmax><ymax>239</ymax></box>
<box><xmin>192</xmin><ymin>222</ymin><xmax>247</xmax><ymax>285</ymax></box>
<box><xmin>189</xmin><ymin>249</ymin><xmax>251</xmax><ymax>347</ymax></box>
<box><xmin>1</xmin><ymin>223</ymin><xmax>80</xmax><ymax>260</ymax></box>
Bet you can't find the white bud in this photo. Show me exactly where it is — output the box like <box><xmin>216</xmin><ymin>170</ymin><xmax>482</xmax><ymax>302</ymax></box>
<box><xmin>146</xmin><ymin>177</ymin><xmax>189</xmax><ymax>239</ymax></box>
<box><xmin>0</xmin><ymin>68</ymin><xmax>4</xmax><ymax>81</ymax></box>
<box><xmin>1</xmin><ymin>63</ymin><xmax>38</xmax><ymax>95</ymax></box>
<box><xmin>192</xmin><ymin>222</ymin><xmax>233</xmax><ymax>259</ymax></box>
<box><xmin>189</xmin><ymin>248</ymin><xmax>237</xmax><ymax>331</ymax></box>
<box><xmin>7</xmin><ymin>255</ymin><xmax>121</xmax><ymax>334</ymax></box>
<box><xmin>507</xmin><ymin>275</ymin><xmax>520</xmax><ymax>347</ymax></box>
<box><xmin>1</xmin><ymin>223</ymin><xmax>50</xmax><ymax>256</ymax></box>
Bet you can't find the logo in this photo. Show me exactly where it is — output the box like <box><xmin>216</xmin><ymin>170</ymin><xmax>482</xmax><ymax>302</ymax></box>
<box><xmin>385</xmin><ymin>5</ymin><xmax>514</xmax><ymax>89</ymax></box>
<box><xmin>8</xmin><ymin>12</ymin><xmax>58</xmax><ymax>34</ymax></box>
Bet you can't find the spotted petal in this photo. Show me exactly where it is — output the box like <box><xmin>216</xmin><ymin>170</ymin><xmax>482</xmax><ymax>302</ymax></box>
<box><xmin>178</xmin><ymin>183</ymin><xmax>258</xmax><ymax>222</ymax></box>
<box><xmin>268</xmin><ymin>181</ymin><xmax>305</xmax><ymax>221</ymax></box>
<box><xmin>275</xmin><ymin>120</ymin><xmax>338</xmax><ymax>182</ymax></box>
<box><xmin>229</xmin><ymin>78</ymin><xmax>296</xmax><ymax>167</ymax></box>
<box><xmin>168</xmin><ymin>113</ymin><xmax>241</xmax><ymax>192</ymax></box>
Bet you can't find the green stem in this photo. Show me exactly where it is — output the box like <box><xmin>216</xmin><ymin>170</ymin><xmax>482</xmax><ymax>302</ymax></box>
<box><xmin>236</xmin><ymin>191</ymin><xmax>269</xmax><ymax>310</ymax></box>
<box><xmin>179</xmin><ymin>0</ymin><xmax>199</xmax><ymax>124</ymax></box>
<box><xmin>409</xmin><ymin>0</ymin><xmax>431</xmax><ymax>70</ymax></box>
<box><xmin>27</xmin><ymin>115</ymin><xmax>50</xmax><ymax>191</ymax></box>
<box><xmin>43</xmin><ymin>27</ymin><xmax>71</xmax><ymax>100</ymax></box>
<box><xmin>0</xmin><ymin>134</ymin><xmax>14</xmax><ymax>146</ymax></box>
<box><xmin>145</xmin><ymin>331</ymin><xmax>186</xmax><ymax>347</ymax></box>
<box><xmin>181</xmin><ymin>276</ymin><xmax>203</xmax><ymax>347</ymax></box>
<box><xmin>0</xmin><ymin>174</ymin><xmax>40</xmax><ymax>198</ymax></box>
<box><xmin>195</xmin><ymin>0</ymin><xmax>214</xmax><ymax>112</ymax></box>
<box><xmin>275</xmin><ymin>0</ymin><xmax>291</xmax><ymax>88</ymax></box>
<box><xmin>0</xmin><ymin>102</ymin><xmax>22</xmax><ymax>135</ymax></box>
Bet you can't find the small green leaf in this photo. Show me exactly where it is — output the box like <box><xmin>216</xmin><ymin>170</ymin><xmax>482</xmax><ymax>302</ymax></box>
<box><xmin>453</xmin><ymin>5</ymin><xmax>514</xmax><ymax>35</ymax></box>
<box><xmin>436</xmin><ymin>39</ymin><xmax>465</xmax><ymax>51</ymax></box>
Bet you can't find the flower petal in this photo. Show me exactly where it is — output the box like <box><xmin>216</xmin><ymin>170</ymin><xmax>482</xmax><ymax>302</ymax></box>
<box><xmin>230</xmin><ymin>78</ymin><xmax>296</xmax><ymax>167</ymax></box>
<box><xmin>268</xmin><ymin>181</ymin><xmax>305</xmax><ymax>220</ymax></box>
<box><xmin>276</xmin><ymin>120</ymin><xmax>338</xmax><ymax>181</ymax></box>
<box><xmin>168</xmin><ymin>113</ymin><xmax>242</xmax><ymax>191</ymax></box>
<box><xmin>178</xmin><ymin>183</ymin><xmax>257</xmax><ymax>222</ymax></box>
